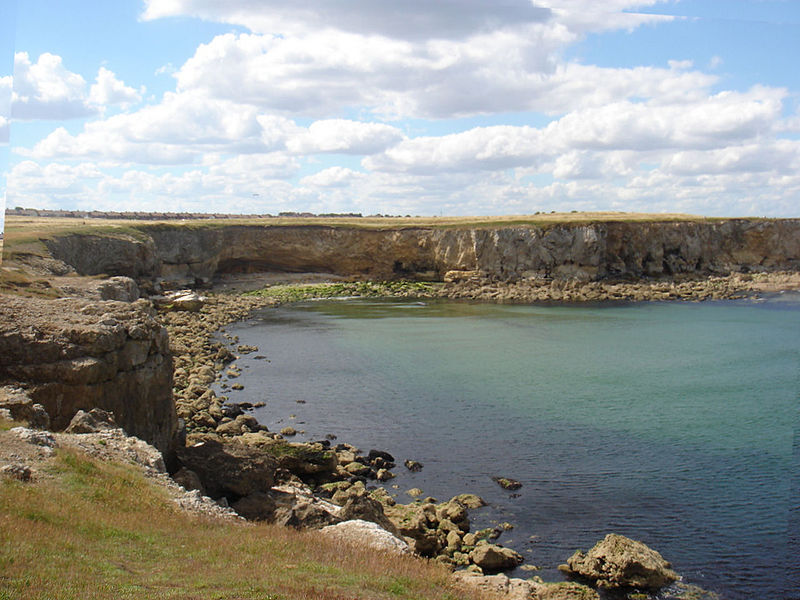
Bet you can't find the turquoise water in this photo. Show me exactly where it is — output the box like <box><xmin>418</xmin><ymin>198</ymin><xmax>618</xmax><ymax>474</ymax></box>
<box><xmin>219</xmin><ymin>294</ymin><xmax>800</xmax><ymax>599</ymax></box>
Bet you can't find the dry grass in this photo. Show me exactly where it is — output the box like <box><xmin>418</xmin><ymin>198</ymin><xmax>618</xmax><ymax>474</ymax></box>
<box><xmin>0</xmin><ymin>445</ymin><xmax>492</xmax><ymax>600</ymax></box>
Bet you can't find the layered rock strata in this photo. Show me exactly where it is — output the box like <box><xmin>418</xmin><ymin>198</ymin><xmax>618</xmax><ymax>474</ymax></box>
<box><xmin>41</xmin><ymin>219</ymin><xmax>800</xmax><ymax>287</ymax></box>
<box><xmin>0</xmin><ymin>295</ymin><xmax>176</xmax><ymax>458</ymax></box>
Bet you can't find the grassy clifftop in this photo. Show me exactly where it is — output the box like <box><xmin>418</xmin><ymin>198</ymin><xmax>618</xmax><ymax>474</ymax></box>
<box><xmin>0</xmin><ymin>418</ymin><xmax>482</xmax><ymax>600</ymax></box>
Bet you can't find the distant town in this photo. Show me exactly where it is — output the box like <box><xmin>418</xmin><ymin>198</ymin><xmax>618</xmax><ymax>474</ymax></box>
<box><xmin>4</xmin><ymin>207</ymin><xmax>376</xmax><ymax>220</ymax></box>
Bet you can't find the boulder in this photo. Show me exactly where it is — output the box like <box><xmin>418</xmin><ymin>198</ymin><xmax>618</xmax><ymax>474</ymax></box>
<box><xmin>172</xmin><ymin>467</ymin><xmax>205</xmax><ymax>495</ymax></box>
<box><xmin>339</xmin><ymin>494</ymin><xmax>399</xmax><ymax>536</ymax></box>
<box><xmin>533</xmin><ymin>582</ymin><xmax>600</xmax><ymax>600</ymax></box>
<box><xmin>231</xmin><ymin>492</ymin><xmax>278</xmax><ymax>521</ymax></box>
<box><xmin>96</xmin><ymin>276</ymin><xmax>140</xmax><ymax>302</ymax></box>
<box><xmin>176</xmin><ymin>435</ymin><xmax>278</xmax><ymax>499</ymax></box>
<box><xmin>0</xmin><ymin>387</ymin><xmax>50</xmax><ymax>430</ymax></box>
<box><xmin>451</xmin><ymin>493</ymin><xmax>486</xmax><ymax>509</ymax></box>
<box><xmin>65</xmin><ymin>408</ymin><xmax>118</xmax><ymax>434</ymax></box>
<box><xmin>273</xmin><ymin>499</ymin><xmax>340</xmax><ymax>529</ymax></box>
<box><xmin>320</xmin><ymin>520</ymin><xmax>410</xmax><ymax>555</ymax></box>
<box><xmin>1</xmin><ymin>463</ymin><xmax>33</xmax><ymax>482</ymax></box>
<box><xmin>404</xmin><ymin>459</ymin><xmax>424</xmax><ymax>472</ymax></box>
<box><xmin>492</xmin><ymin>476</ymin><xmax>522</xmax><ymax>490</ymax></box>
<box><xmin>469</xmin><ymin>544</ymin><xmax>524</xmax><ymax>572</ymax></box>
<box><xmin>559</xmin><ymin>533</ymin><xmax>679</xmax><ymax>590</ymax></box>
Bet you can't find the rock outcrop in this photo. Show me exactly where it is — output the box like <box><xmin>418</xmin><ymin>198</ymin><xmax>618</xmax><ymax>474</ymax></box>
<box><xmin>39</xmin><ymin>219</ymin><xmax>800</xmax><ymax>287</ymax></box>
<box><xmin>0</xmin><ymin>296</ymin><xmax>176</xmax><ymax>459</ymax></box>
<box><xmin>559</xmin><ymin>533</ymin><xmax>679</xmax><ymax>589</ymax></box>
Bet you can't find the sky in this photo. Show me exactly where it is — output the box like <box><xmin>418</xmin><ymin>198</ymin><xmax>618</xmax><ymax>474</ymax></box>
<box><xmin>2</xmin><ymin>0</ymin><xmax>800</xmax><ymax>228</ymax></box>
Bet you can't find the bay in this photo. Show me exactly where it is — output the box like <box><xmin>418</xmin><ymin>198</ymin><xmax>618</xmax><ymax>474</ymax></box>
<box><xmin>216</xmin><ymin>294</ymin><xmax>800</xmax><ymax>600</ymax></box>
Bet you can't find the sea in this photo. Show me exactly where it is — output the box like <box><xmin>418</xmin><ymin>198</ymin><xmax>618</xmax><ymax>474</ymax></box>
<box><xmin>213</xmin><ymin>293</ymin><xmax>800</xmax><ymax>600</ymax></box>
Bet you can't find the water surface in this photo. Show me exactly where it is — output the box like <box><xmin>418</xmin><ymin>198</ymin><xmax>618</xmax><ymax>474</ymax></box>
<box><xmin>217</xmin><ymin>294</ymin><xmax>800</xmax><ymax>599</ymax></box>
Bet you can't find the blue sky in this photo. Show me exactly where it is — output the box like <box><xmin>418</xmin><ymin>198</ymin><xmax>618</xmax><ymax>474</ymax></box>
<box><xmin>2</xmin><ymin>0</ymin><xmax>799</xmax><ymax>226</ymax></box>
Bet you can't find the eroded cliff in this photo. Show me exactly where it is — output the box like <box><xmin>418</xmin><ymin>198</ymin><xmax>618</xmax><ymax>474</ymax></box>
<box><xmin>0</xmin><ymin>295</ymin><xmax>176</xmax><ymax>458</ymax></box>
<box><xmin>39</xmin><ymin>218</ymin><xmax>800</xmax><ymax>287</ymax></box>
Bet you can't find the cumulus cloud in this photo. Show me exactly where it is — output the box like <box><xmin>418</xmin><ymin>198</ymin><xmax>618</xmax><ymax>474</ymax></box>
<box><xmin>25</xmin><ymin>91</ymin><xmax>291</xmax><ymax>164</ymax></box>
<box><xmin>11</xmin><ymin>52</ymin><xmax>96</xmax><ymax>120</ymax></box>
<box><xmin>174</xmin><ymin>30</ymin><xmax>716</xmax><ymax>119</ymax></box>
<box><xmin>300</xmin><ymin>167</ymin><xmax>365</xmax><ymax>187</ymax></box>
<box><xmin>11</xmin><ymin>53</ymin><xmax>145</xmax><ymax>120</ymax></box>
<box><xmin>142</xmin><ymin>0</ymin><xmax>553</xmax><ymax>41</ymax></box>
<box><xmin>89</xmin><ymin>67</ymin><xmax>144</xmax><ymax>108</ymax></box>
<box><xmin>287</xmin><ymin>120</ymin><xmax>404</xmax><ymax>154</ymax></box>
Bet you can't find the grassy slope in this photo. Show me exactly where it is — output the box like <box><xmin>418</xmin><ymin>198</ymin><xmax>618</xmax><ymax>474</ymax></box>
<box><xmin>0</xmin><ymin>429</ymin><xmax>484</xmax><ymax>600</ymax></box>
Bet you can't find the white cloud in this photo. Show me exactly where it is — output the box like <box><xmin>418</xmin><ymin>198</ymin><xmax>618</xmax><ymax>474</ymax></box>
<box><xmin>300</xmin><ymin>167</ymin><xmax>365</xmax><ymax>187</ymax></box>
<box><xmin>0</xmin><ymin>116</ymin><xmax>8</xmax><ymax>144</ymax></box>
<box><xmin>12</xmin><ymin>52</ymin><xmax>147</xmax><ymax>120</ymax></box>
<box><xmin>173</xmin><ymin>30</ymin><xmax>717</xmax><ymax>119</ymax></box>
<box><xmin>25</xmin><ymin>91</ymin><xmax>291</xmax><ymax>164</ymax></box>
<box><xmin>287</xmin><ymin>120</ymin><xmax>404</xmax><ymax>154</ymax></box>
<box><xmin>142</xmin><ymin>0</ymin><xmax>553</xmax><ymax>41</ymax></box>
<box><xmin>89</xmin><ymin>67</ymin><xmax>144</xmax><ymax>108</ymax></box>
<box><xmin>11</xmin><ymin>52</ymin><xmax>96</xmax><ymax>120</ymax></box>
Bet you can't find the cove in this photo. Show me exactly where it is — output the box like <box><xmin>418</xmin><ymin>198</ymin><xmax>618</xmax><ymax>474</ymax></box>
<box><xmin>216</xmin><ymin>294</ymin><xmax>800</xmax><ymax>600</ymax></box>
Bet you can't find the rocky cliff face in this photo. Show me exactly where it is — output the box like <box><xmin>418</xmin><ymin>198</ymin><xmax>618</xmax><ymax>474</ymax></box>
<box><xmin>43</xmin><ymin>219</ymin><xmax>800</xmax><ymax>286</ymax></box>
<box><xmin>0</xmin><ymin>296</ymin><xmax>176</xmax><ymax>458</ymax></box>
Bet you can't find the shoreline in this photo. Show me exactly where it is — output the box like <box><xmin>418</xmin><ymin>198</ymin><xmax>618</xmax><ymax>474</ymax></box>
<box><xmin>158</xmin><ymin>273</ymin><xmax>797</xmax><ymax>599</ymax></box>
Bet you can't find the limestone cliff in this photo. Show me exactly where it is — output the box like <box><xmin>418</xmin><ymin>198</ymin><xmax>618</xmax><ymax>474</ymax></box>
<box><xmin>0</xmin><ymin>296</ymin><xmax>176</xmax><ymax>458</ymax></box>
<box><xmin>41</xmin><ymin>219</ymin><xmax>800</xmax><ymax>286</ymax></box>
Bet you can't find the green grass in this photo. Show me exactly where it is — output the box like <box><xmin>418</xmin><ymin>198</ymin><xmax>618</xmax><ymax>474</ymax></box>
<box><xmin>0</xmin><ymin>445</ymin><xmax>490</xmax><ymax>600</ymax></box>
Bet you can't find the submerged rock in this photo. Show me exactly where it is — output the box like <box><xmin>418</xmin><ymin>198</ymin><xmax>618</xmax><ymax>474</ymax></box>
<box><xmin>559</xmin><ymin>533</ymin><xmax>679</xmax><ymax>590</ymax></box>
<box><xmin>492</xmin><ymin>476</ymin><xmax>522</xmax><ymax>490</ymax></box>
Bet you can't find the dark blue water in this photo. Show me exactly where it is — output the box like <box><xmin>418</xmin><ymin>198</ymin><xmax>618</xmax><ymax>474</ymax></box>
<box><xmin>216</xmin><ymin>294</ymin><xmax>800</xmax><ymax>599</ymax></box>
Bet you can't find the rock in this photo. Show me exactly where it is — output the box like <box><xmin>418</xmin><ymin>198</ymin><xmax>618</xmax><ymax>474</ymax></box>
<box><xmin>559</xmin><ymin>533</ymin><xmax>679</xmax><ymax>590</ymax></box>
<box><xmin>11</xmin><ymin>427</ymin><xmax>56</xmax><ymax>448</ymax></box>
<box><xmin>273</xmin><ymin>499</ymin><xmax>340</xmax><ymax>529</ymax></box>
<box><xmin>231</xmin><ymin>492</ymin><xmax>278</xmax><ymax>521</ymax></box>
<box><xmin>96</xmin><ymin>276</ymin><xmax>139</xmax><ymax>302</ymax></box>
<box><xmin>344</xmin><ymin>461</ymin><xmax>371</xmax><ymax>477</ymax></box>
<box><xmin>368</xmin><ymin>449</ymin><xmax>395</xmax><ymax>463</ymax></box>
<box><xmin>533</xmin><ymin>581</ymin><xmax>600</xmax><ymax>600</ymax></box>
<box><xmin>406</xmin><ymin>487</ymin><xmax>423</xmax><ymax>498</ymax></box>
<box><xmin>469</xmin><ymin>544</ymin><xmax>524</xmax><ymax>572</ymax></box>
<box><xmin>280</xmin><ymin>426</ymin><xmax>297</xmax><ymax>436</ymax></box>
<box><xmin>320</xmin><ymin>520</ymin><xmax>410</xmax><ymax>555</ymax></box>
<box><xmin>1</xmin><ymin>463</ymin><xmax>33</xmax><ymax>482</ymax></box>
<box><xmin>339</xmin><ymin>494</ymin><xmax>399</xmax><ymax>536</ymax></box>
<box><xmin>237</xmin><ymin>344</ymin><xmax>258</xmax><ymax>354</ymax></box>
<box><xmin>216</xmin><ymin>414</ymin><xmax>261</xmax><ymax>436</ymax></box>
<box><xmin>166</xmin><ymin>291</ymin><xmax>205</xmax><ymax>312</ymax></box>
<box><xmin>0</xmin><ymin>296</ymin><xmax>176</xmax><ymax>462</ymax></box>
<box><xmin>176</xmin><ymin>435</ymin><xmax>278</xmax><ymax>499</ymax></box>
<box><xmin>452</xmin><ymin>572</ymin><xmax>535</xmax><ymax>600</ymax></box>
<box><xmin>0</xmin><ymin>387</ymin><xmax>50</xmax><ymax>430</ymax></box>
<box><xmin>451</xmin><ymin>493</ymin><xmax>487</xmax><ymax>509</ymax></box>
<box><xmin>172</xmin><ymin>467</ymin><xmax>205</xmax><ymax>495</ymax></box>
<box><xmin>376</xmin><ymin>468</ymin><xmax>394</xmax><ymax>481</ymax></box>
<box><xmin>65</xmin><ymin>408</ymin><xmax>118</xmax><ymax>434</ymax></box>
<box><xmin>404</xmin><ymin>459</ymin><xmax>424</xmax><ymax>472</ymax></box>
<box><xmin>492</xmin><ymin>476</ymin><xmax>522</xmax><ymax>490</ymax></box>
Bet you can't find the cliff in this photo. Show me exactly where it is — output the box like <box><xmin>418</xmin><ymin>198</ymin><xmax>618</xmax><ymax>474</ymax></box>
<box><xmin>40</xmin><ymin>218</ymin><xmax>800</xmax><ymax>287</ymax></box>
<box><xmin>0</xmin><ymin>295</ymin><xmax>177</xmax><ymax>459</ymax></box>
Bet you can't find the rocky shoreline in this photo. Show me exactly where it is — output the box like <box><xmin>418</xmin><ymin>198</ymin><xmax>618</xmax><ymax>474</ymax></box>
<box><xmin>4</xmin><ymin>270</ymin><xmax>790</xmax><ymax>599</ymax></box>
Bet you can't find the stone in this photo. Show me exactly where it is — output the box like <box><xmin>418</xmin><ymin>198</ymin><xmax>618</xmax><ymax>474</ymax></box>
<box><xmin>0</xmin><ymin>387</ymin><xmax>50</xmax><ymax>430</ymax></box>
<box><xmin>451</xmin><ymin>493</ymin><xmax>487</xmax><ymax>509</ymax></box>
<box><xmin>65</xmin><ymin>408</ymin><xmax>119</xmax><ymax>434</ymax></box>
<box><xmin>339</xmin><ymin>494</ymin><xmax>399</xmax><ymax>536</ymax></box>
<box><xmin>492</xmin><ymin>476</ymin><xmax>522</xmax><ymax>490</ymax></box>
<box><xmin>320</xmin><ymin>520</ymin><xmax>410</xmax><ymax>555</ymax></box>
<box><xmin>231</xmin><ymin>492</ymin><xmax>278</xmax><ymax>521</ymax></box>
<box><xmin>1</xmin><ymin>463</ymin><xmax>33</xmax><ymax>482</ymax></box>
<box><xmin>280</xmin><ymin>426</ymin><xmax>297</xmax><ymax>436</ymax></box>
<box><xmin>96</xmin><ymin>276</ymin><xmax>140</xmax><ymax>302</ymax></box>
<box><xmin>176</xmin><ymin>435</ymin><xmax>278</xmax><ymax>499</ymax></box>
<box><xmin>11</xmin><ymin>427</ymin><xmax>56</xmax><ymax>448</ymax></box>
<box><xmin>469</xmin><ymin>544</ymin><xmax>524</xmax><ymax>572</ymax></box>
<box><xmin>404</xmin><ymin>459</ymin><xmax>424</xmax><ymax>472</ymax></box>
<box><xmin>172</xmin><ymin>467</ymin><xmax>205</xmax><ymax>495</ymax></box>
<box><xmin>344</xmin><ymin>461</ymin><xmax>371</xmax><ymax>477</ymax></box>
<box><xmin>406</xmin><ymin>487</ymin><xmax>423</xmax><ymax>498</ymax></box>
<box><xmin>559</xmin><ymin>533</ymin><xmax>679</xmax><ymax>590</ymax></box>
<box><xmin>273</xmin><ymin>499</ymin><xmax>339</xmax><ymax>529</ymax></box>
<box><xmin>533</xmin><ymin>582</ymin><xmax>600</xmax><ymax>600</ymax></box>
